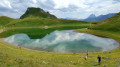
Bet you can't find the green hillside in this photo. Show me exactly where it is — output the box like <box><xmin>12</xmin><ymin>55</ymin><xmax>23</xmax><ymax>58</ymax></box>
<box><xmin>5</xmin><ymin>17</ymin><xmax>89</xmax><ymax>28</ymax></box>
<box><xmin>90</xmin><ymin>12</ymin><xmax>120</xmax><ymax>32</ymax></box>
<box><xmin>20</xmin><ymin>7</ymin><xmax>57</xmax><ymax>19</ymax></box>
<box><xmin>79</xmin><ymin>12</ymin><xmax>120</xmax><ymax>41</ymax></box>
<box><xmin>0</xmin><ymin>7</ymin><xmax>89</xmax><ymax>28</ymax></box>
<box><xmin>0</xmin><ymin>16</ymin><xmax>14</xmax><ymax>27</ymax></box>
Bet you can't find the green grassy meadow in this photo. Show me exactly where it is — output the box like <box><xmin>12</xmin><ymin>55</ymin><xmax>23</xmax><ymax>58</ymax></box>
<box><xmin>0</xmin><ymin>25</ymin><xmax>120</xmax><ymax>67</ymax></box>
<box><xmin>0</xmin><ymin>11</ymin><xmax>120</xmax><ymax>67</ymax></box>
<box><xmin>4</xmin><ymin>18</ymin><xmax>88</xmax><ymax>28</ymax></box>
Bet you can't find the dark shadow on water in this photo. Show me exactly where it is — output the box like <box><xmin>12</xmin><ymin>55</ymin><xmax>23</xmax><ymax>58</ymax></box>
<box><xmin>0</xmin><ymin>26</ymin><xmax>88</xmax><ymax>39</ymax></box>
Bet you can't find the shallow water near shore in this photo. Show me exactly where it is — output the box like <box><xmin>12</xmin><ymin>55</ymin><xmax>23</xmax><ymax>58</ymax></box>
<box><xmin>2</xmin><ymin>30</ymin><xmax>119</xmax><ymax>53</ymax></box>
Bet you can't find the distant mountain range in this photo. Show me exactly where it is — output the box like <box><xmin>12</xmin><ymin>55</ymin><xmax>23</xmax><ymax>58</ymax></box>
<box><xmin>64</xmin><ymin>13</ymin><xmax>117</xmax><ymax>22</ymax></box>
<box><xmin>83</xmin><ymin>13</ymin><xmax>117</xmax><ymax>22</ymax></box>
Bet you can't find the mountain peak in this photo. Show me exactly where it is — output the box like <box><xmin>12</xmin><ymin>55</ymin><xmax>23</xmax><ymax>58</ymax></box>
<box><xmin>20</xmin><ymin>7</ymin><xmax>57</xmax><ymax>19</ymax></box>
<box><xmin>83</xmin><ymin>13</ymin><xmax>116</xmax><ymax>22</ymax></box>
<box><xmin>88</xmin><ymin>14</ymin><xmax>96</xmax><ymax>18</ymax></box>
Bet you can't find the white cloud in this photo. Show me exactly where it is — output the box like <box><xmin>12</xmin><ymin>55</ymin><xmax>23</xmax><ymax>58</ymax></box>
<box><xmin>53</xmin><ymin>0</ymin><xmax>88</xmax><ymax>9</ymax></box>
<box><xmin>0</xmin><ymin>0</ymin><xmax>12</xmax><ymax>8</ymax></box>
<box><xmin>51</xmin><ymin>0</ymin><xmax>120</xmax><ymax>19</ymax></box>
<box><xmin>32</xmin><ymin>0</ymin><xmax>37</xmax><ymax>3</ymax></box>
<box><xmin>0</xmin><ymin>0</ymin><xmax>120</xmax><ymax>19</ymax></box>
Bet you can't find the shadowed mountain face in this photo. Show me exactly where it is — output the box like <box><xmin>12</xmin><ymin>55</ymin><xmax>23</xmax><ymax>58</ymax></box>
<box><xmin>83</xmin><ymin>13</ymin><xmax>117</xmax><ymax>22</ymax></box>
<box><xmin>20</xmin><ymin>7</ymin><xmax>57</xmax><ymax>19</ymax></box>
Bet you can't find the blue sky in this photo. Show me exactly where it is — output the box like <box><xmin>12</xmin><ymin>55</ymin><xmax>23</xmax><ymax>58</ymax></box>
<box><xmin>0</xmin><ymin>0</ymin><xmax>120</xmax><ymax>19</ymax></box>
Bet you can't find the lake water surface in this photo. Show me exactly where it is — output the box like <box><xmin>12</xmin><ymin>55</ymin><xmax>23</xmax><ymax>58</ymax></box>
<box><xmin>2</xmin><ymin>30</ymin><xmax>119</xmax><ymax>53</ymax></box>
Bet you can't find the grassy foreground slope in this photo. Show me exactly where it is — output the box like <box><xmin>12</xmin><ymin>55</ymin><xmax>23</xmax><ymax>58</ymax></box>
<box><xmin>0</xmin><ymin>32</ymin><xmax>120</xmax><ymax>67</ymax></box>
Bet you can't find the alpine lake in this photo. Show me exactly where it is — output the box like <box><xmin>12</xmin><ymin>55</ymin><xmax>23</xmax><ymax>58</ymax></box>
<box><xmin>0</xmin><ymin>26</ymin><xmax>119</xmax><ymax>53</ymax></box>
